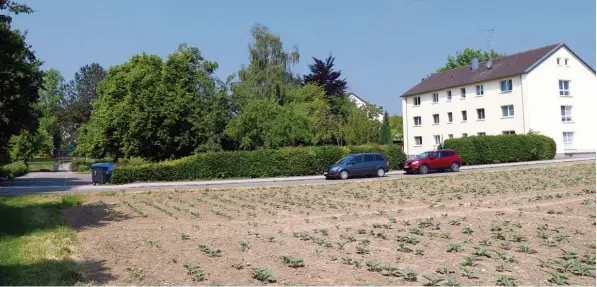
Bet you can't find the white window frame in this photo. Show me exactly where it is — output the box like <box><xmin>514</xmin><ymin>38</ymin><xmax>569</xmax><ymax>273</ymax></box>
<box><xmin>413</xmin><ymin>97</ymin><xmax>421</xmax><ymax>106</ymax></box>
<box><xmin>413</xmin><ymin>116</ymin><xmax>422</xmax><ymax>126</ymax></box>
<box><xmin>502</xmin><ymin>130</ymin><xmax>516</xmax><ymax>135</ymax></box>
<box><xmin>448</xmin><ymin>134</ymin><xmax>454</xmax><ymax>139</ymax></box>
<box><xmin>477</xmin><ymin>132</ymin><xmax>486</xmax><ymax>136</ymax></box>
<box><xmin>559</xmin><ymin>80</ymin><xmax>570</xmax><ymax>96</ymax></box>
<box><xmin>432</xmin><ymin>93</ymin><xmax>439</xmax><ymax>103</ymax></box>
<box><xmin>501</xmin><ymin>105</ymin><xmax>514</xmax><ymax>117</ymax></box>
<box><xmin>476</xmin><ymin>85</ymin><xmax>484</xmax><ymax>96</ymax></box>
<box><xmin>433</xmin><ymin>114</ymin><xmax>440</xmax><ymax>124</ymax></box>
<box><xmin>414</xmin><ymin>136</ymin><xmax>423</xmax><ymax>146</ymax></box>
<box><xmin>500</xmin><ymin>79</ymin><xmax>513</xmax><ymax>93</ymax></box>
<box><xmin>434</xmin><ymin>135</ymin><xmax>441</xmax><ymax>145</ymax></box>
<box><xmin>447</xmin><ymin>112</ymin><xmax>453</xmax><ymax>123</ymax></box>
<box><xmin>557</xmin><ymin>57</ymin><xmax>561</xmax><ymax>65</ymax></box>
<box><xmin>563</xmin><ymin>132</ymin><xmax>573</xmax><ymax>145</ymax></box>
<box><xmin>447</xmin><ymin>90</ymin><xmax>452</xmax><ymax>101</ymax></box>
<box><xmin>460</xmin><ymin>88</ymin><xmax>466</xmax><ymax>99</ymax></box>
<box><xmin>561</xmin><ymin>105</ymin><xmax>572</xmax><ymax>122</ymax></box>
<box><xmin>461</xmin><ymin>110</ymin><xmax>467</xmax><ymax>122</ymax></box>
<box><xmin>477</xmin><ymin>108</ymin><xmax>485</xmax><ymax>120</ymax></box>
<box><xmin>564</xmin><ymin>58</ymin><xmax>569</xmax><ymax>66</ymax></box>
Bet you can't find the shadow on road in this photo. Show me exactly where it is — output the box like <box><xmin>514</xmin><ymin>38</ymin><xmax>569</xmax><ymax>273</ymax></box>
<box><xmin>0</xmin><ymin>171</ymin><xmax>92</xmax><ymax>195</ymax></box>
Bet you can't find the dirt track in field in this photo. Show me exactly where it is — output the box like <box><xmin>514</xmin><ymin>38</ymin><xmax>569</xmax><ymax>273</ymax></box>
<box><xmin>64</xmin><ymin>163</ymin><xmax>597</xmax><ymax>286</ymax></box>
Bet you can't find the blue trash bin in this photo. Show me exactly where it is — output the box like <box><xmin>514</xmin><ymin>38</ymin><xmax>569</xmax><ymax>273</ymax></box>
<box><xmin>91</xmin><ymin>162</ymin><xmax>115</xmax><ymax>185</ymax></box>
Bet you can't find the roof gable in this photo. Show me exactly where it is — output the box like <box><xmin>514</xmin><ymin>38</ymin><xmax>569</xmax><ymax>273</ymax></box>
<box><xmin>401</xmin><ymin>43</ymin><xmax>560</xmax><ymax>97</ymax></box>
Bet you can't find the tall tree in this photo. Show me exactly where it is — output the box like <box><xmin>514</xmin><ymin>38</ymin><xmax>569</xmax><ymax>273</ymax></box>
<box><xmin>302</xmin><ymin>54</ymin><xmax>349</xmax><ymax>117</ymax></box>
<box><xmin>0</xmin><ymin>1</ymin><xmax>44</xmax><ymax>165</ymax></box>
<box><xmin>379</xmin><ymin>112</ymin><xmax>392</xmax><ymax>144</ymax></box>
<box><xmin>437</xmin><ymin>48</ymin><xmax>504</xmax><ymax>72</ymax></box>
<box><xmin>342</xmin><ymin>102</ymin><xmax>382</xmax><ymax>146</ymax></box>
<box><xmin>61</xmin><ymin>63</ymin><xmax>107</xmax><ymax>145</ymax></box>
<box><xmin>38</xmin><ymin>69</ymin><xmax>66</xmax><ymax>149</ymax></box>
<box><xmin>388</xmin><ymin>115</ymin><xmax>403</xmax><ymax>142</ymax></box>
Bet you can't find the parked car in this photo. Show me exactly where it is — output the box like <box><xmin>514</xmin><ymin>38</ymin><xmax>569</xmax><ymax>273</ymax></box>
<box><xmin>403</xmin><ymin>149</ymin><xmax>462</xmax><ymax>174</ymax></box>
<box><xmin>324</xmin><ymin>153</ymin><xmax>389</xmax><ymax>180</ymax></box>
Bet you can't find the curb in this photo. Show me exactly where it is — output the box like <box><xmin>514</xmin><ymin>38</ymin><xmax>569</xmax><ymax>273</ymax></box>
<box><xmin>82</xmin><ymin>157</ymin><xmax>595</xmax><ymax>191</ymax></box>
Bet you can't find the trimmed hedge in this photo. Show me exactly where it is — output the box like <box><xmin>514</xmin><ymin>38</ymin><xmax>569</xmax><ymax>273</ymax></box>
<box><xmin>443</xmin><ymin>134</ymin><xmax>556</xmax><ymax>165</ymax></box>
<box><xmin>111</xmin><ymin>144</ymin><xmax>406</xmax><ymax>184</ymax></box>
<box><xmin>0</xmin><ymin>161</ymin><xmax>28</xmax><ymax>179</ymax></box>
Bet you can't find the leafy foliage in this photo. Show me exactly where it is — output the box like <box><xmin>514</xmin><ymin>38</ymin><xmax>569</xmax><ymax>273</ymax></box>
<box><xmin>302</xmin><ymin>54</ymin><xmax>348</xmax><ymax>115</ymax></box>
<box><xmin>379</xmin><ymin>112</ymin><xmax>392</xmax><ymax>144</ymax></box>
<box><xmin>437</xmin><ymin>48</ymin><xmax>504</xmax><ymax>72</ymax></box>
<box><xmin>443</xmin><ymin>134</ymin><xmax>556</xmax><ymax>165</ymax></box>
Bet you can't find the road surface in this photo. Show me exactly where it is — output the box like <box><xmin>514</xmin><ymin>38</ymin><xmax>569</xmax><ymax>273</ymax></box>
<box><xmin>0</xmin><ymin>158</ymin><xmax>594</xmax><ymax>196</ymax></box>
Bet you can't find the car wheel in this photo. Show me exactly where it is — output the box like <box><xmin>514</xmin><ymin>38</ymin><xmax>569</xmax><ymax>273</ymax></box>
<box><xmin>450</xmin><ymin>162</ymin><xmax>460</xmax><ymax>172</ymax></box>
<box><xmin>419</xmin><ymin>164</ymin><xmax>429</xmax><ymax>175</ymax></box>
<box><xmin>339</xmin><ymin>170</ymin><xmax>349</xmax><ymax>180</ymax></box>
<box><xmin>376</xmin><ymin>168</ymin><xmax>385</xmax><ymax>177</ymax></box>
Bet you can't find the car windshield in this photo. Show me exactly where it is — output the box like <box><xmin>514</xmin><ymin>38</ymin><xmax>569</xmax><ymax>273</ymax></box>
<box><xmin>336</xmin><ymin>155</ymin><xmax>354</xmax><ymax>164</ymax></box>
<box><xmin>415</xmin><ymin>152</ymin><xmax>431</xmax><ymax>159</ymax></box>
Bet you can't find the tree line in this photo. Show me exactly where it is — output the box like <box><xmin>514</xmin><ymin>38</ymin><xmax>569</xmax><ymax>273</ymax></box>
<box><xmin>1</xmin><ymin>0</ymin><xmax>499</xmax><ymax>165</ymax></box>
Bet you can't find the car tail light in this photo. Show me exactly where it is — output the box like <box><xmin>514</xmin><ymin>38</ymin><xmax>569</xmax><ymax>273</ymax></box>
<box><xmin>386</xmin><ymin>159</ymin><xmax>389</xmax><ymax>166</ymax></box>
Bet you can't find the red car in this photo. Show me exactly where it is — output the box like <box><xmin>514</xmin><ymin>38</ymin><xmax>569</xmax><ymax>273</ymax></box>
<box><xmin>403</xmin><ymin>149</ymin><xmax>462</xmax><ymax>174</ymax></box>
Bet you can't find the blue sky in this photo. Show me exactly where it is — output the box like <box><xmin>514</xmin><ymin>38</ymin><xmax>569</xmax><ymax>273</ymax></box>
<box><xmin>12</xmin><ymin>0</ymin><xmax>596</xmax><ymax>115</ymax></box>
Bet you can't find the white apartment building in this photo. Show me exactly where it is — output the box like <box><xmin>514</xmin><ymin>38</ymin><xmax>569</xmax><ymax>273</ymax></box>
<box><xmin>401</xmin><ymin>43</ymin><xmax>596</xmax><ymax>158</ymax></box>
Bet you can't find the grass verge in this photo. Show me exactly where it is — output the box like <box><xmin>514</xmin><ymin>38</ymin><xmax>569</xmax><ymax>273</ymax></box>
<box><xmin>0</xmin><ymin>194</ymin><xmax>87</xmax><ymax>285</ymax></box>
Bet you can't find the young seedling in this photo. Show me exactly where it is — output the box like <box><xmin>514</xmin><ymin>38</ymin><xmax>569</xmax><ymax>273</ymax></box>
<box><xmin>399</xmin><ymin>269</ymin><xmax>418</xmax><ymax>282</ymax></box>
<box><xmin>422</xmin><ymin>274</ymin><xmax>444</xmax><ymax>286</ymax></box>
<box><xmin>460</xmin><ymin>267</ymin><xmax>480</xmax><ymax>279</ymax></box>
<box><xmin>571</xmin><ymin>261</ymin><xmax>594</xmax><ymax>276</ymax></box>
<box><xmin>510</xmin><ymin>233</ymin><xmax>527</xmax><ymax>242</ymax></box>
<box><xmin>336</xmin><ymin>240</ymin><xmax>348</xmax><ymax>250</ymax></box>
<box><xmin>376</xmin><ymin>209</ymin><xmax>387</xmax><ymax>215</ymax></box>
<box><xmin>397</xmin><ymin>243</ymin><xmax>413</xmax><ymax>253</ymax></box>
<box><xmin>461</xmin><ymin>255</ymin><xmax>479</xmax><ymax>267</ymax></box>
<box><xmin>582</xmin><ymin>253</ymin><xmax>596</xmax><ymax>265</ymax></box>
<box><xmin>181</xmin><ymin>233</ymin><xmax>191</xmax><ymax>240</ymax></box>
<box><xmin>461</xmin><ymin>226</ymin><xmax>474</xmax><ymax>235</ymax></box>
<box><xmin>240</xmin><ymin>241</ymin><xmax>250</xmax><ymax>251</ymax></box>
<box><xmin>435</xmin><ymin>265</ymin><xmax>455</xmax><ymax>275</ymax></box>
<box><xmin>183</xmin><ymin>264</ymin><xmax>205</xmax><ymax>281</ymax></box>
<box><xmin>366</xmin><ymin>260</ymin><xmax>383</xmax><ymax>272</ymax></box>
<box><xmin>517</xmin><ymin>242</ymin><xmax>536</xmax><ymax>254</ymax></box>
<box><xmin>492</xmin><ymin>232</ymin><xmax>507</xmax><ymax>240</ymax></box>
<box><xmin>560</xmin><ymin>249</ymin><xmax>578</xmax><ymax>260</ymax></box>
<box><xmin>356</xmin><ymin>245</ymin><xmax>370</xmax><ymax>255</ymax></box>
<box><xmin>440</xmin><ymin>278</ymin><xmax>460</xmax><ymax>286</ymax></box>
<box><xmin>415</xmin><ymin>247</ymin><xmax>425</xmax><ymax>256</ymax></box>
<box><xmin>396</xmin><ymin>235</ymin><xmax>420</xmax><ymax>244</ymax></box>
<box><xmin>478</xmin><ymin>238</ymin><xmax>492</xmax><ymax>247</ymax></box>
<box><xmin>447</xmin><ymin>243</ymin><xmax>464</xmax><ymax>253</ymax></box>
<box><xmin>474</xmin><ymin>246</ymin><xmax>490</xmax><ymax>257</ymax></box>
<box><xmin>252</xmin><ymin>267</ymin><xmax>276</xmax><ymax>283</ymax></box>
<box><xmin>126</xmin><ymin>267</ymin><xmax>145</xmax><ymax>281</ymax></box>
<box><xmin>495</xmin><ymin>274</ymin><xmax>517</xmax><ymax>286</ymax></box>
<box><xmin>546</xmin><ymin>270</ymin><xmax>568</xmax><ymax>285</ymax></box>
<box><xmin>281</xmin><ymin>256</ymin><xmax>304</xmax><ymax>268</ymax></box>
<box><xmin>358</xmin><ymin>229</ymin><xmax>366</xmax><ymax>234</ymax></box>
<box><xmin>199</xmin><ymin>245</ymin><xmax>222</xmax><ymax>257</ymax></box>
<box><xmin>410</xmin><ymin>228</ymin><xmax>425</xmax><ymax>236</ymax></box>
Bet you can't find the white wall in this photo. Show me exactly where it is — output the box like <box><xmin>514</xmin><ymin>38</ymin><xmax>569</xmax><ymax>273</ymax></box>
<box><xmin>524</xmin><ymin>46</ymin><xmax>596</xmax><ymax>155</ymax></box>
<box><xmin>402</xmin><ymin>77</ymin><xmax>525</xmax><ymax>156</ymax></box>
<box><xmin>348</xmin><ymin>94</ymin><xmax>384</xmax><ymax>122</ymax></box>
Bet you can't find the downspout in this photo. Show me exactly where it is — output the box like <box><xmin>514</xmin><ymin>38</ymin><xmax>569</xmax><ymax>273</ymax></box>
<box><xmin>519</xmin><ymin>74</ymin><xmax>527</xmax><ymax>133</ymax></box>
<box><xmin>402</xmin><ymin>96</ymin><xmax>409</xmax><ymax>158</ymax></box>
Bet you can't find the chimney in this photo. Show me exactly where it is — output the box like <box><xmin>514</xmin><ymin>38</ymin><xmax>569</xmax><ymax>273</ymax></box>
<box><xmin>471</xmin><ymin>57</ymin><xmax>479</xmax><ymax>71</ymax></box>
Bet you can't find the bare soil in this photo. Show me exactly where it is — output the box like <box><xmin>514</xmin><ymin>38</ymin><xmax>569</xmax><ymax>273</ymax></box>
<box><xmin>63</xmin><ymin>162</ymin><xmax>597</xmax><ymax>286</ymax></box>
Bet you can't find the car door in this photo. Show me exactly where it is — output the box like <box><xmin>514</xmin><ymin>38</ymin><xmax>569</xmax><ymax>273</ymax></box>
<box><xmin>428</xmin><ymin>151</ymin><xmax>441</xmax><ymax>169</ymax></box>
<box><xmin>439</xmin><ymin>151</ymin><xmax>452</xmax><ymax>168</ymax></box>
<box><xmin>363</xmin><ymin>154</ymin><xmax>376</xmax><ymax>175</ymax></box>
<box><xmin>349</xmin><ymin>155</ymin><xmax>365</xmax><ymax>175</ymax></box>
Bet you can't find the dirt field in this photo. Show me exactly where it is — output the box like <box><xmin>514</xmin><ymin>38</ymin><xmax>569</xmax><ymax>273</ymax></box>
<box><xmin>64</xmin><ymin>162</ymin><xmax>597</xmax><ymax>286</ymax></box>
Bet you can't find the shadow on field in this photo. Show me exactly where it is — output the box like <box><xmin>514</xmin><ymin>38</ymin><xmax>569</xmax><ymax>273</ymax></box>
<box><xmin>63</xmin><ymin>201</ymin><xmax>132</xmax><ymax>231</ymax></box>
<box><xmin>0</xmin><ymin>259</ymin><xmax>116</xmax><ymax>285</ymax></box>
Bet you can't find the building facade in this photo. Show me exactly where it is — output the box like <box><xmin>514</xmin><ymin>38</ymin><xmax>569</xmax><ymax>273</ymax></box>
<box><xmin>348</xmin><ymin>93</ymin><xmax>384</xmax><ymax>122</ymax></box>
<box><xmin>401</xmin><ymin>43</ymin><xmax>595</xmax><ymax>158</ymax></box>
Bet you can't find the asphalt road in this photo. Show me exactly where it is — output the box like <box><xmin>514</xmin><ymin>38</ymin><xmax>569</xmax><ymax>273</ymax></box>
<box><xmin>0</xmin><ymin>159</ymin><xmax>594</xmax><ymax>196</ymax></box>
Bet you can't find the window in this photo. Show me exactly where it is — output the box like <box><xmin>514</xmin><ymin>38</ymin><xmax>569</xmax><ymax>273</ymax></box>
<box><xmin>440</xmin><ymin>151</ymin><xmax>454</xmax><ymax>157</ymax></box>
<box><xmin>432</xmin><ymin>93</ymin><xmax>439</xmax><ymax>103</ymax></box>
<box><xmin>414</xmin><ymin>136</ymin><xmax>423</xmax><ymax>146</ymax></box>
<box><xmin>477</xmin><ymin>108</ymin><xmax>485</xmax><ymax>120</ymax></box>
<box><xmin>448</xmin><ymin>134</ymin><xmax>453</xmax><ymax>139</ymax></box>
<box><xmin>434</xmin><ymin>135</ymin><xmax>441</xmax><ymax>144</ymax></box>
<box><xmin>500</xmin><ymin>79</ymin><xmax>513</xmax><ymax>92</ymax></box>
<box><xmin>563</xmin><ymin>132</ymin><xmax>573</xmax><ymax>145</ymax></box>
<box><xmin>447</xmin><ymin>90</ymin><xmax>452</xmax><ymax>101</ymax></box>
<box><xmin>447</xmin><ymin>112</ymin><xmax>453</xmax><ymax>123</ymax></box>
<box><xmin>476</xmin><ymin>85</ymin><xmax>484</xmax><ymax>96</ymax></box>
<box><xmin>561</xmin><ymin>105</ymin><xmax>572</xmax><ymax>122</ymax></box>
<box><xmin>461</xmin><ymin>88</ymin><xmax>466</xmax><ymax>99</ymax></box>
<box><xmin>462</xmin><ymin>133</ymin><xmax>468</xmax><ymax>137</ymax></box>
<box><xmin>414</xmin><ymin>97</ymin><xmax>421</xmax><ymax>106</ymax></box>
<box><xmin>461</xmin><ymin>110</ymin><xmax>467</xmax><ymax>121</ymax></box>
<box><xmin>433</xmin><ymin>114</ymin><xmax>440</xmax><ymax>124</ymax></box>
<box><xmin>364</xmin><ymin>154</ymin><xmax>374</xmax><ymax>162</ymax></box>
<box><xmin>502</xmin><ymin>130</ymin><xmax>516</xmax><ymax>135</ymax></box>
<box><xmin>557</xmin><ymin>57</ymin><xmax>561</xmax><ymax>65</ymax></box>
<box><xmin>564</xmin><ymin>58</ymin><xmax>569</xmax><ymax>66</ymax></box>
<box><xmin>374</xmin><ymin>154</ymin><xmax>385</xmax><ymax>161</ymax></box>
<box><xmin>501</xmin><ymin>105</ymin><xmax>514</xmax><ymax>117</ymax></box>
<box><xmin>559</xmin><ymin>80</ymin><xmax>570</xmax><ymax>96</ymax></box>
<box><xmin>478</xmin><ymin>132</ymin><xmax>486</xmax><ymax>136</ymax></box>
<box><xmin>352</xmin><ymin>155</ymin><xmax>364</xmax><ymax>164</ymax></box>
<box><xmin>414</xmin><ymin>116</ymin><xmax>422</xmax><ymax>126</ymax></box>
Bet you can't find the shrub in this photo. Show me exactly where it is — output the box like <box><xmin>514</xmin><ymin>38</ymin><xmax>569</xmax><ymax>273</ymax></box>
<box><xmin>443</xmin><ymin>134</ymin><xmax>556</xmax><ymax>165</ymax></box>
<box><xmin>0</xmin><ymin>161</ymin><xmax>28</xmax><ymax>179</ymax></box>
<box><xmin>111</xmin><ymin>144</ymin><xmax>406</xmax><ymax>184</ymax></box>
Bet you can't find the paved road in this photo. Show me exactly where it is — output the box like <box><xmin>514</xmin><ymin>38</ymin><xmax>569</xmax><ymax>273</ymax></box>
<box><xmin>0</xmin><ymin>158</ymin><xmax>594</xmax><ymax>196</ymax></box>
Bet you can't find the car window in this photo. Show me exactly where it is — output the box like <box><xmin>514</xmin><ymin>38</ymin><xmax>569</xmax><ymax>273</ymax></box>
<box><xmin>440</xmin><ymin>151</ymin><xmax>452</xmax><ymax>157</ymax></box>
<box><xmin>374</xmin><ymin>154</ymin><xmax>384</xmax><ymax>161</ymax></box>
<box><xmin>415</xmin><ymin>152</ymin><xmax>431</xmax><ymax>159</ymax></box>
<box><xmin>352</xmin><ymin>155</ymin><xmax>364</xmax><ymax>164</ymax></box>
<box><xmin>364</xmin><ymin>154</ymin><xmax>374</xmax><ymax>162</ymax></box>
<box><xmin>336</xmin><ymin>155</ymin><xmax>353</xmax><ymax>164</ymax></box>
<box><xmin>432</xmin><ymin>151</ymin><xmax>440</xmax><ymax>158</ymax></box>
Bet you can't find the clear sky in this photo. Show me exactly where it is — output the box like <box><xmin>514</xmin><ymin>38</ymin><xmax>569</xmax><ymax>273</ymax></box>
<box><xmin>12</xmin><ymin>0</ymin><xmax>596</xmax><ymax>115</ymax></box>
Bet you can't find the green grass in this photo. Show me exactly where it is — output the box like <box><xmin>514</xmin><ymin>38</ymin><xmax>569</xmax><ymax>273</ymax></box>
<box><xmin>0</xmin><ymin>194</ymin><xmax>87</xmax><ymax>285</ymax></box>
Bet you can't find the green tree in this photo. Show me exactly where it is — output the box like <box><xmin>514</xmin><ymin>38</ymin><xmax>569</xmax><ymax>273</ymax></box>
<box><xmin>302</xmin><ymin>54</ymin><xmax>348</xmax><ymax>116</ymax></box>
<box><xmin>0</xmin><ymin>1</ymin><xmax>44</xmax><ymax>165</ymax></box>
<box><xmin>379</xmin><ymin>112</ymin><xmax>392</xmax><ymax>144</ymax></box>
<box><xmin>38</xmin><ymin>69</ymin><xmax>66</xmax><ymax>150</ymax></box>
<box><xmin>9</xmin><ymin>129</ymin><xmax>53</xmax><ymax>166</ymax></box>
<box><xmin>388</xmin><ymin>115</ymin><xmax>403</xmax><ymax>141</ymax></box>
<box><xmin>437</xmin><ymin>48</ymin><xmax>504</xmax><ymax>72</ymax></box>
<box><xmin>342</xmin><ymin>102</ymin><xmax>382</xmax><ymax>145</ymax></box>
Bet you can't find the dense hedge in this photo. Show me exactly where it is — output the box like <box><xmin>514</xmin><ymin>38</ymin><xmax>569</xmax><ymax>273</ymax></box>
<box><xmin>0</xmin><ymin>161</ymin><xmax>28</xmax><ymax>179</ymax></box>
<box><xmin>111</xmin><ymin>144</ymin><xmax>406</xmax><ymax>184</ymax></box>
<box><xmin>444</xmin><ymin>134</ymin><xmax>556</xmax><ymax>165</ymax></box>
<box><xmin>71</xmin><ymin>157</ymin><xmax>148</xmax><ymax>172</ymax></box>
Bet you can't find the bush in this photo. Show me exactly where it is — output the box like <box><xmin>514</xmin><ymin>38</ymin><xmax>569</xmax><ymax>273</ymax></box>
<box><xmin>111</xmin><ymin>144</ymin><xmax>406</xmax><ymax>184</ymax></box>
<box><xmin>0</xmin><ymin>161</ymin><xmax>28</xmax><ymax>179</ymax></box>
<box><xmin>443</xmin><ymin>134</ymin><xmax>556</xmax><ymax>165</ymax></box>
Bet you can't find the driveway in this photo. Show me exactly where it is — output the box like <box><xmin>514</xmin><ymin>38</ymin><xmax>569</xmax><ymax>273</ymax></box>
<box><xmin>0</xmin><ymin>157</ymin><xmax>593</xmax><ymax>196</ymax></box>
